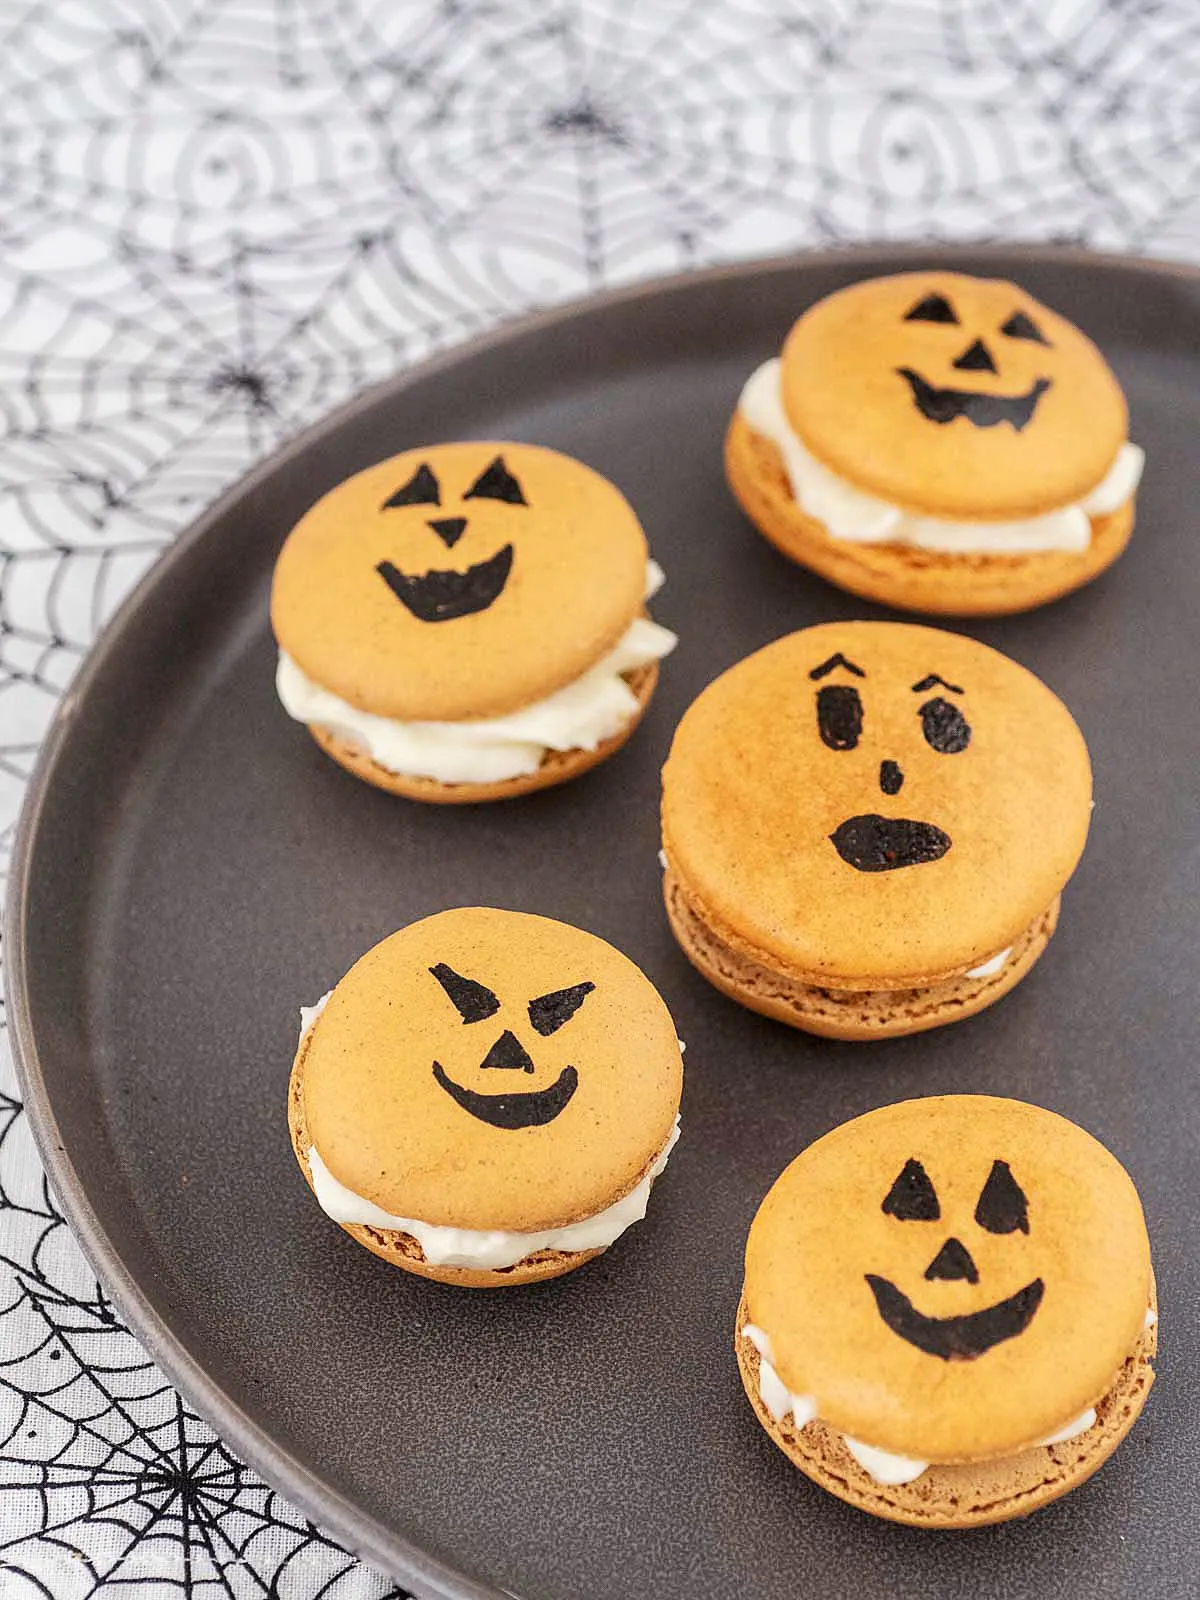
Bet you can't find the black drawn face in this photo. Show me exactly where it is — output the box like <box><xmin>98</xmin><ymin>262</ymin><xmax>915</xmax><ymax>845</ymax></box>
<box><xmin>896</xmin><ymin>291</ymin><xmax>1054</xmax><ymax>432</ymax></box>
<box><xmin>810</xmin><ymin>653</ymin><xmax>971</xmax><ymax>873</ymax></box>
<box><xmin>866</xmin><ymin>1157</ymin><xmax>1043</xmax><ymax>1360</ymax></box>
<box><xmin>428</xmin><ymin>961</ymin><xmax>595</xmax><ymax>1129</ymax></box>
<box><xmin>375</xmin><ymin>455</ymin><xmax>527</xmax><ymax>622</ymax></box>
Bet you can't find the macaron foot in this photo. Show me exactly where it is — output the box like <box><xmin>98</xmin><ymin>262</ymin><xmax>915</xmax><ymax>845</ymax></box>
<box><xmin>734</xmin><ymin>1293</ymin><xmax>1156</xmax><ymax>1528</ymax></box>
<box><xmin>726</xmin><ymin>413</ymin><xmax>1134</xmax><ymax>617</ymax></box>
<box><xmin>663</xmin><ymin>868</ymin><xmax>1059</xmax><ymax>1040</ymax></box>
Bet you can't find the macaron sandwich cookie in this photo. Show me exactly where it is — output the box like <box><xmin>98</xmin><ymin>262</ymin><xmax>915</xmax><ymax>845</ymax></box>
<box><xmin>727</xmin><ymin>271</ymin><xmax>1144</xmax><ymax>615</ymax></box>
<box><xmin>289</xmin><ymin>908</ymin><xmax>683</xmax><ymax>1287</ymax></box>
<box><xmin>271</xmin><ymin>442</ymin><xmax>676</xmax><ymax>800</ymax></box>
<box><xmin>661</xmin><ymin>620</ymin><xmax>1092</xmax><ymax>1039</ymax></box>
<box><xmin>736</xmin><ymin>1096</ymin><xmax>1157</xmax><ymax>1527</ymax></box>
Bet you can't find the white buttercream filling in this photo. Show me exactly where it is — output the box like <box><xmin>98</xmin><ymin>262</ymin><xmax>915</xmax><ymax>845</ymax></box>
<box><xmin>307</xmin><ymin>1121</ymin><xmax>679</xmax><ymax>1269</ymax></box>
<box><xmin>738</xmin><ymin>358</ymin><xmax>1144</xmax><ymax>554</ymax></box>
<box><xmin>297</xmin><ymin>993</ymin><xmax>681</xmax><ymax>1270</ymax></box>
<box><xmin>964</xmin><ymin>946</ymin><xmax>1013</xmax><ymax>980</ymax></box>
<box><xmin>741</xmin><ymin>1320</ymin><xmax>1136</xmax><ymax>1486</ymax></box>
<box><xmin>277</xmin><ymin>560</ymin><xmax>677</xmax><ymax>785</ymax></box>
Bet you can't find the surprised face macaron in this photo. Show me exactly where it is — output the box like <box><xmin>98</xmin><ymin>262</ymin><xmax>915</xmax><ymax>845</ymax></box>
<box><xmin>288</xmin><ymin>908</ymin><xmax>683</xmax><ymax>1287</ymax></box>
<box><xmin>661</xmin><ymin>621</ymin><xmax>1092</xmax><ymax>1038</ymax></box>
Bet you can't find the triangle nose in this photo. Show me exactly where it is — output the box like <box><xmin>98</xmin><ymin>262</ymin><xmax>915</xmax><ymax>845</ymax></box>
<box><xmin>428</xmin><ymin>516</ymin><xmax>467</xmax><ymax>548</ymax></box>
<box><xmin>479</xmin><ymin>1028</ymin><xmax>535</xmax><ymax>1073</ymax></box>
<box><xmin>924</xmin><ymin>1237</ymin><xmax>979</xmax><ymax>1284</ymax></box>
<box><xmin>952</xmin><ymin>338</ymin><xmax>997</xmax><ymax>374</ymax></box>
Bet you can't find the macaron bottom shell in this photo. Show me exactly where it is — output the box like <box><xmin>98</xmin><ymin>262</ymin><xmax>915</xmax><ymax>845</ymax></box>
<box><xmin>734</xmin><ymin>1294</ymin><xmax>1157</xmax><ymax>1528</ymax></box>
<box><xmin>725</xmin><ymin>413</ymin><xmax>1135</xmax><ymax>618</ymax></box>
<box><xmin>306</xmin><ymin>661</ymin><xmax>659</xmax><ymax>804</ymax></box>
<box><xmin>663</xmin><ymin>867</ymin><xmax>1059</xmax><ymax>1040</ymax></box>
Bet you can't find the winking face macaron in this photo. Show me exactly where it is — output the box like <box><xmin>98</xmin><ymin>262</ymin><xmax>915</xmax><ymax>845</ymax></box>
<box><xmin>727</xmin><ymin>271</ymin><xmax>1144</xmax><ymax>615</ymax></box>
<box><xmin>271</xmin><ymin>442</ymin><xmax>676</xmax><ymax>801</ymax></box>
<box><xmin>736</xmin><ymin>1096</ymin><xmax>1157</xmax><ymax>1527</ymax></box>
<box><xmin>289</xmin><ymin>908</ymin><xmax>684</xmax><ymax>1287</ymax></box>
<box><xmin>660</xmin><ymin>620</ymin><xmax>1092</xmax><ymax>1038</ymax></box>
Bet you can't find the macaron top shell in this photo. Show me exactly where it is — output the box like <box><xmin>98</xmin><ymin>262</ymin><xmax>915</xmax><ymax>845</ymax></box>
<box><xmin>780</xmin><ymin>272</ymin><xmax>1128</xmax><ymax>521</ymax></box>
<box><xmin>301</xmin><ymin>908</ymin><xmax>682</xmax><ymax>1233</ymax></box>
<box><xmin>271</xmin><ymin>442</ymin><xmax>648</xmax><ymax>722</ymax></box>
<box><xmin>744</xmin><ymin>1096</ymin><xmax>1152</xmax><ymax>1462</ymax></box>
<box><xmin>661</xmin><ymin>621</ymin><xmax>1092</xmax><ymax>984</ymax></box>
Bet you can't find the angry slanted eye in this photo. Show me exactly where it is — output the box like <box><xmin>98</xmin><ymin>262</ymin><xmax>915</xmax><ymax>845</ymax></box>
<box><xmin>1000</xmin><ymin>310</ymin><xmax>1051</xmax><ymax>347</ymax></box>
<box><xmin>464</xmin><ymin>456</ymin><xmax>527</xmax><ymax>506</ymax></box>
<box><xmin>528</xmin><ymin>982</ymin><xmax>595</xmax><ymax>1036</ymax></box>
<box><xmin>975</xmin><ymin>1160</ymin><xmax>1030</xmax><ymax>1235</ymax></box>
<box><xmin>919</xmin><ymin>696</ymin><xmax>971</xmax><ymax>754</ymax></box>
<box><xmin>904</xmin><ymin>293</ymin><xmax>959</xmax><ymax>326</ymax></box>
<box><xmin>382</xmin><ymin>462</ymin><xmax>440</xmax><ymax>509</ymax></box>
<box><xmin>882</xmin><ymin>1158</ymin><xmax>941</xmax><ymax>1221</ymax></box>
<box><xmin>817</xmin><ymin>684</ymin><xmax>863</xmax><ymax>751</ymax></box>
<box><xmin>429</xmin><ymin>963</ymin><xmax>500</xmax><ymax>1023</ymax></box>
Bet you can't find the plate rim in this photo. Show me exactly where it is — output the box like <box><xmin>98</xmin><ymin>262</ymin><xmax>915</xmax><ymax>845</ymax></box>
<box><xmin>6</xmin><ymin>240</ymin><xmax>1198</xmax><ymax>1596</ymax></box>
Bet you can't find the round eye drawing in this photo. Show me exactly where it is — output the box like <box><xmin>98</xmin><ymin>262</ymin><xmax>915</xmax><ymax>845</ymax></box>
<box><xmin>817</xmin><ymin>684</ymin><xmax>863</xmax><ymax>751</ymax></box>
<box><xmin>919</xmin><ymin>696</ymin><xmax>971</xmax><ymax>754</ymax></box>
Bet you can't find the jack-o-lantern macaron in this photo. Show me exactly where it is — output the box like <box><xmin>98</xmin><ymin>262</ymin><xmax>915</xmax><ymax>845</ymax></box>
<box><xmin>271</xmin><ymin>443</ymin><xmax>676</xmax><ymax>801</ymax></box>
<box><xmin>288</xmin><ymin>908</ymin><xmax>683</xmax><ymax>1287</ymax></box>
<box><xmin>660</xmin><ymin>621</ymin><xmax>1091</xmax><ymax>1039</ymax></box>
<box><xmin>727</xmin><ymin>272</ymin><xmax>1144</xmax><ymax>615</ymax></box>
<box><xmin>736</xmin><ymin>1096</ymin><xmax>1157</xmax><ymax>1527</ymax></box>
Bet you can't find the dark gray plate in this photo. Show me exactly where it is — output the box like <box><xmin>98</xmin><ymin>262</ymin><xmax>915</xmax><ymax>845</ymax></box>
<box><xmin>8</xmin><ymin>246</ymin><xmax>1200</xmax><ymax>1600</ymax></box>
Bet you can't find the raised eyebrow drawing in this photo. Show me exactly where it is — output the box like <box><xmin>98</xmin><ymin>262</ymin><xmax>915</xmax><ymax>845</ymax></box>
<box><xmin>911</xmin><ymin>673</ymin><xmax>965</xmax><ymax>695</ymax></box>
<box><xmin>809</xmin><ymin>652</ymin><xmax>866</xmax><ymax>682</ymax></box>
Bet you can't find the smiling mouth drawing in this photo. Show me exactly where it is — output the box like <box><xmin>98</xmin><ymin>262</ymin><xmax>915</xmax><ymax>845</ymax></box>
<box><xmin>376</xmin><ymin>543</ymin><xmax>514</xmax><ymax>623</ymax></box>
<box><xmin>432</xmin><ymin>1061</ymin><xmax>578</xmax><ymax>1129</ymax></box>
<box><xmin>896</xmin><ymin>368</ymin><xmax>1051</xmax><ymax>431</ymax></box>
<box><xmin>830</xmin><ymin>814</ymin><xmax>951</xmax><ymax>872</ymax></box>
<box><xmin>866</xmin><ymin>1274</ymin><xmax>1045</xmax><ymax>1360</ymax></box>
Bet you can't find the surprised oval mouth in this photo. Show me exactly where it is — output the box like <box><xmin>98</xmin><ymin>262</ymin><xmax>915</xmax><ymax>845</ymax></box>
<box><xmin>376</xmin><ymin>543</ymin><xmax>514</xmax><ymax>623</ymax></box>
<box><xmin>830</xmin><ymin>814</ymin><xmax>952</xmax><ymax>872</ymax></box>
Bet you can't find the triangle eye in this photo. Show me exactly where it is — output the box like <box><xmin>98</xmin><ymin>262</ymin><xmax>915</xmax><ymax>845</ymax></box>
<box><xmin>382</xmin><ymin>462</ymin><xmax>440</xmax><ymax>509</ymax></box>
<box><xmin>528</xmin><ymin>981</ymin><xmax>595</xmax><ymax>1036</ymax></box>
<box><xmin>429</xmin><ymin>963</ymin><xmax>500</xmax><ymax>1024</ymax></box>
<box><xmin>904</xmin><ymin>293</ymin><xmax>958</xmax><ymax>325</ymax></box>
<box><xmin>464</xmin><ymin>455</ymin><xmax>527</xmax><ymax>506</ymax></box>
<box><xmin>882</xmin><ymin>1158</ymin><xmax>940</xmax><ymax>1221</ymax></box>
<box><xmin>1000</xmin><ymin>310</ymin><xmax>1051</xmax><ymax>346</ymax></box>
<box><xmin>975</xmin><ymin>1160</ymin><xmax>1030</xmax><ymax>1234</ymax></box>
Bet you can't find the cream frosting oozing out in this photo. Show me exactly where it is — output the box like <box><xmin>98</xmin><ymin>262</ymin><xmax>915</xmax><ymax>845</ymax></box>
<box><xmin>741</xmin><ymin>1321</ymin><xmax>1116</xmax><ymax>1486</ymax></box>
<box><xmin>277</xmin><ymin>560</ymin><xmax>676</xmax><ymax>784</ymax></box>
<box><xmin>296</xmin><ymin>995</ymin><xmax>681</xmax><ymax>1270</ymax></box>
<box><xmin>738</xmin><ymin>359</ymin><xmax>1144</xmax><ymax>555</ymax></box>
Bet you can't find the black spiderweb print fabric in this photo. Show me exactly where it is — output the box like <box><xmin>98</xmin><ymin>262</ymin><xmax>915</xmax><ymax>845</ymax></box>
<box><xmin>2</xmin><ymin>0</ymin><xmax>1198</xmax><ymax>1590</ymax></box>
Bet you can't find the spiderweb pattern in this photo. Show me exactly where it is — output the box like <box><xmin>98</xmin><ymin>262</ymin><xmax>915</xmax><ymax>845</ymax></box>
<box><xmin>2</xmin><ymin>0</ymin><xmax>1199</xmax><ymax>1590</ymax></box>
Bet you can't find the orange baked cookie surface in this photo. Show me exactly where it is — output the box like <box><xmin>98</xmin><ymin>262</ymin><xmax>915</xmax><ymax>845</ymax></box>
<box><xmin>289</xmin><ymin>908</ymin><xmax>683</xmax><ymax>1287</ymax></box>
<box><xmin>271</xmin><ymin>442</ymin><xmax>676</xmax><ymax>798</ymax></box>
<box><xmin>660</xmin><ymin>621</ymin><xmax>1092</xmax><ymax>1037</ymax></box>
<box><xmin>737</xmin><ymin>1096</ymin><xmax>1156</xmax><ymax>1526</ymax></box>
<box><xmin>727</xmin><ymin>272</ymin><xmax>1143</xmax><ymax>614</ymax></box>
